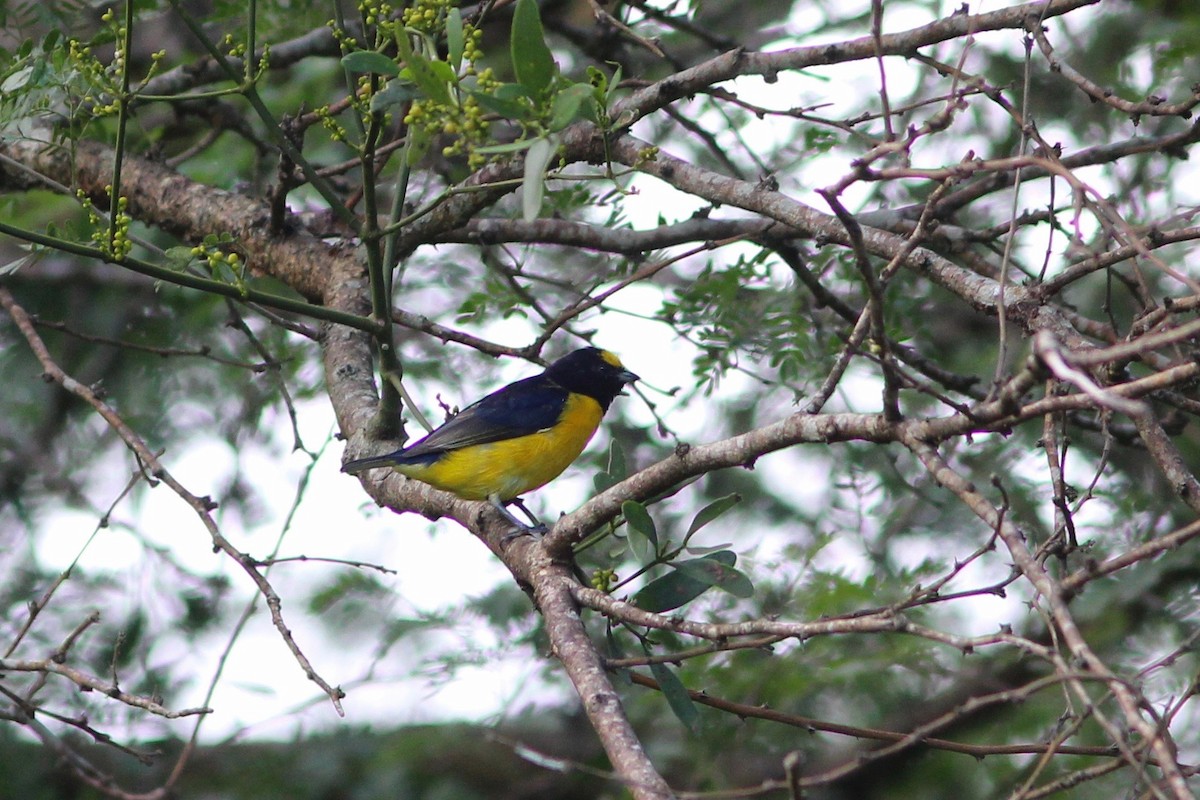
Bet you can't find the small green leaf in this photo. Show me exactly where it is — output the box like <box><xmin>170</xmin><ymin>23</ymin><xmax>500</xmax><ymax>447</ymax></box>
<box><xmin>633</xmin><ymin>551</ymin><xmax>737</xmax><ymax>613</ymax></box>
<box><xmin>511</xmin><ymin>0</ymin><xmax>556</xmax><ymax>97</ymax></box>
<box><xmin>685</xmin><ymin>542</ymin><xmax>734</xmax><ymax>556</ymax></box>
<box><xmin>522</xmin><ymin>135</ymin><xmax>557</xmax><ymax>221</ymax></box>
<box><xmin>383</xmin><ymin>616</ymin><xmax>441</xmax><ymax>643</ymax></box>
<box><xmin>606</xmin><ymin>628</ymin><xmax>631</xmax><ymax>686</ymax></box>
<box><xmin>427</xmin><ymin>58</ymin><xmax>457</xmax><ymax>85</ymax></box>
<box><xmin>163</xmin><ymin>246</ymin><xmax>196</xmax><ymax>270</ymax></box>
<box><xmin>0</xmin><ymin>253</ymin><xmax>34</xmax><ymax>276</ymax></box>
<box><xmin>626</xmin><ymin>532</ymin><xmax>651</xmax><ymax>564</ymax></box>
<box><xmin>341</xmin><ymin>51</ymin><xmax>400</xmax><ymax>76</ymax></box>
<box><xmin>606</xmin><ymin>64</ymin><xmax>623</xmax><ymax>103</ymax></box>
<box><xmin>446</xmin><ymin>7</ymin><xmax>465</xmax><ymax>71</ymax></box>
<box><xmin>606</xmin><ymin>441</ymin><xmax>628</xmax><ymax>481</ymax></box>
<box><xmin>308</xmin><ymin>572</ymin><xmax>387</xmax><ymax>613</ymax></box>
<box><xmin>548</xmin><ymin>82</ymin><xmax>597</xmax><ymax>130</ymax></box>
<box><xmin>648</xmin><ymin>655</ymin><xmax>699</xmax><ymax>733</ymax></box>
<box><xmin>470</xmin><ymin>88</ymin><xmax>528</xmax><ymax>120</ymax></box>
<box><xmin>622</xmin><ymin>500</ymin><xmax>658</xmax><ymax>551</ymax></box>
<box><xmin>685</xmin><ymin>493</ymin><xmax>742</xmax><ymax>540</ymax></box>
<box><xmin>231</xmin><ymin>681</ymin><xmax>278</xmax><ymax>696</ymax></box>
<box><xmin>674</xmin><ymin>556</ymin><xmax>755</xmax><ymax>599</ymax></box>
<box><xmin>474</xmin><ymin>138</ymin><xmax>536</xmax><ymax>155</ymax></box>
<box><xmin>586</xmin><ymin>65</ymin><xmax>608</xmax><ymax>94</ymax></box>
<box><xmin>406</xmin><ymin>124</ymin><xmax>432</xmax><ymax>166</ymax></box>
<box><xmin>593</xmin><ymin>471</ymin><xmax>618</xmax><ymax>493</ymax></box>
<box><xmin>622</xmin><ymin>500</ymin><xmax>657</xmax><ymax>562</ymax></box>
<box><xmin>592</xmin><ymin>472</ymin><xmax>619</xmax><ymax>491</ymax></box>
<box><xmin>1</xmin><ymin>65</ymin><xmax>33</xmax><ymax>93</ymax></box>
<box><xmin>592</xmin><ymin>441</ymin><xmax>626</xmax><ymax>493</ymax></box>
<box><xmin>496</xmin><ymin>82</ymin><xmax>531</xmax><ymax>101</ymax></box>
<box><xmin>370</xmin><ymin>81</ymin><xmax>420</xmax><ymax>112</ymax></box>
<box><xmin>396</xmin><ymin>35</ymin><xmax>451</xmax><ymax>104</ymax></box>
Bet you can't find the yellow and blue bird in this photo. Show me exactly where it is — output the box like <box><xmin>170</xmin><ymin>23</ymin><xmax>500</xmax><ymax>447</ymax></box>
<box><xmin>342</xmin><ymin>347</ymin><xmax>638</xmax><ymax>530</ymax></box>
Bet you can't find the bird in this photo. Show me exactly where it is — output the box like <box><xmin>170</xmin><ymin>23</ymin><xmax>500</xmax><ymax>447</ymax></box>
<box><xmin>342</xmin><ymin>347</ymin><xmax>639</xmax><ymax>531</ymax></box>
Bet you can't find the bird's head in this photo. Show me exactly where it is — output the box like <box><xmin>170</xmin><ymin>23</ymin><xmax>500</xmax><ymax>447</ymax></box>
<box><xmin>545</xmin><ymin>347</ymin><xmax>639</xmax><ymax>410</ymax></box>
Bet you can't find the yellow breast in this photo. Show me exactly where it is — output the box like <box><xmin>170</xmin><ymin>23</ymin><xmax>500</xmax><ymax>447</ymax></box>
<box><xmin>394</xmin><ymin>393</ymin><xmax>604</xmax><ymax>501</ymax></box>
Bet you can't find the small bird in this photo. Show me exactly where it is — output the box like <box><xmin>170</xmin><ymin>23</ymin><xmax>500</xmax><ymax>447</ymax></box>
<box><xmin>342</xmin><ymin>347</ymin><xmax>639</xmax><ymax>530</ymax></box>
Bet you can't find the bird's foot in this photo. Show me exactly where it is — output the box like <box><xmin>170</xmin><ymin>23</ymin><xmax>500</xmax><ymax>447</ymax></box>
<box><xmin>501</xmin><ymin>521</ymin><xmax>548</xmax><ymax>543</ymax></box>
<box><xmin>490</xmin><ymin>495</ymin><xmax>548</xmax><ymax>541</ymax></box>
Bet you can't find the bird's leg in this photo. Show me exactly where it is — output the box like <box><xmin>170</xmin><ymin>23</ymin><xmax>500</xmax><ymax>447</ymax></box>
<box><xmin>489</xmin><ymin>494</ymin><xmax>548</xmax><ymax>539</ymax></box>
<box><xmin>494</xmin><ymin>498</ymin><xmax>589</xmax><ymax>583</ymax></box>
<box><xmin>509</xmin><ymin>497</ymin><xmax>547</xmax><ymax>530</ymax></box>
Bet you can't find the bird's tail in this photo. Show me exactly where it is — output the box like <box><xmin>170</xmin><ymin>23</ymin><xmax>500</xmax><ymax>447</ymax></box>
<box><xmin>341</xmin><ymin>453</ymin><xmax>401</xmax><ymax>473</ymax></box>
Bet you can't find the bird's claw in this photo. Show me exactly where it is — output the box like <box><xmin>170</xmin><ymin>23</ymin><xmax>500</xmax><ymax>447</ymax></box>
<box><xmin>501</xmin><ymin>521</ymin><xmax>548</xmax><ymax>543</ymax></box>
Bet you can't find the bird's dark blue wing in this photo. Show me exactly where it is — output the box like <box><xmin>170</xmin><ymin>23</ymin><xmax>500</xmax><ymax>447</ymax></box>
<box><xmin>396</xmin><ymin>375</ymin><xmax>568</xmax><ymax>463</ymax></box>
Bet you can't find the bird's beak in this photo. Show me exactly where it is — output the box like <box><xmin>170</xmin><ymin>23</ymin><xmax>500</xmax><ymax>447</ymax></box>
<box><xmin>618</xmin><ymin>369</ymin><xmax>639</xmax><ymax>393</ymax></box>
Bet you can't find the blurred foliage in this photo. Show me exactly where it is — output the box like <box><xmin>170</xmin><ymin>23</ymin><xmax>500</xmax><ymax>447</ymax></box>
<box><xmin>0</xmin><ymin>719</ymin><xmax>608</xmax><ymax>800</ymax></box>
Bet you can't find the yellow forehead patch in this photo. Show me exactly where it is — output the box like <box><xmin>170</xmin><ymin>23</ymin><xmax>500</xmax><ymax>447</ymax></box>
<box><xmin>599</xmin><ymin>350</ymin><xmax>624</xmax><ymax>368</ymax></box>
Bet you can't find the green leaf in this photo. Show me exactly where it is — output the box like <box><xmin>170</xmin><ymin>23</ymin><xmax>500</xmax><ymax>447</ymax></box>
<box><xmin>586</xmin><ymin>64</ymin><xmax>608</xmax><ymax>94</ymax></box>
<box><xmin>470</xmin><ymin>88</ymin><xmax>528</xmax><ymax>120</ymax></box>
<box><xmin>396</xmin><ymin>35</ymin><xmax>451</xmax><ymax>104</ymax></box>
<box><xmin>406</xmin><ymin>123</ymin><xmax>432</xmax><ymax>166</ymax></box>
<box><xmin>606</xmin><ymin>64</ymin><xmax>623</xmax><ymax>103</ymax></box>
<box><xmin>685</xmin><ymin>542</ymin><xmax>734</xmax><ymax>555</ymax></box>
<box><xmin>593</xmin><ymin>441</ymin><xmax>626</xmax><ymax>493</ymax></box>
<box><xmin>341</xmin><ymin>51</ymin><xmax>400</xmax><ymax>76</ymax></box>
<box><xmin>592</xmin><ymin>470</ymin><xmax>618</xmax><ymax>493</ymax></box>
<box><xmin>606</xmin><ymin>441</ymin><xmax>627</xmax><ymax>481</ymax></box>
<box><xmin>0</xmin><ymin>253</ymin><xmax>35</xmax><ymax>276</ymax></box>
<box><xmin>685</xmin><ymin>493</ymin><xmax>742</xmax><ymax>539</ymax></box>
<box><xmin>511</xmin><ymin>0</ymin><xmax>556</xmax><ymax>97</ymax></box>
<box><xmin>622</xmin><ymin>500</ymin><xmax>657</xmax><ymax>550</ymax></box>
<box><xmin>1</xmin><ymin>65</ymin><xmax>33</xmax><ymax>93</ymax></box>
<box><xmin>474</xmin><ymin>138</ymin><xmax>537</xmax><ymax>155</ymax></box>
<box><xmin>229</xmin><ymin>680</ymin><xmax>278</xmax><ymax>695</ymax></box>
<box><xmin>606</xmin><ymin>628</ymin><xmax>631</xmax><ymax>686</ymax></box>
<box><xmin>427</xmin><ymin>58</ymin><xmax>458</xmax><ymax>85</ymax></box>
<box><xmin>648</xmin><ymin>654</ymin><xmax>699</xmax><ymax>733</ymax></box>
<box><xmin>547</xmin><ymin>81</ymin><xmax>597</xmax><ymax>130</ymax></box>
<box><xmin>674</xmin><ymin>556</ymin><xmax>755</xmax><ymax>599</ymax></box>
<box><xmin>633</xmin><ymin>551</ymin><xmax>737</xmax><ymax>613</ymax></box>
<box><xmin>307</xmin><ymin>571</ymin><xmax>388</xmax><ymax>614</ymax></box>
<box><xmin>383</xmin><ymin>615</ymin><xmax>441</xmax><ymax>642</ymax></box>
<box><xmin>497</xmin><ymin>82</ymin><xmax>531</xmax><ymax>100</ymax></box>
<box><xmin>522</xmin><ymin>135</ymin><xmax>557</xmax><ymax>221</ymax></box>
<box><xmin>446</xmin><ymin>7</ymin><xmax>465</xmax><ymax>71</ymax></box>
<box><xmin>370</xmin><ymin>81</ymin><xmax>420</xmax><ymax>112</ymax></box>
<box><xmin>163</xmin><ymin>246</ymin><xmax>196</xmax><ymax>271</ymax></box>
<box><xmin>623</xmin><ymin>500</ymin><xmax>657</xmax><ymax>561</ymax></box>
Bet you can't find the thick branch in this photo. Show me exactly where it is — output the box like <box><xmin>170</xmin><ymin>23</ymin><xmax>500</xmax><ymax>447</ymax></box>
<box><xmin>533</xmin><ymin>566</ymin><xmax>675</xmax><ymax>800</ymax></box>
<box><xmin>0</xmin><ymin>138</ymin><xmax>356</xmax><ymax>303</ymax></box>
<box><xmin>433</xmin><ymin>216</ymin><xmax>774</xmax><ymax>254</ymax></box>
